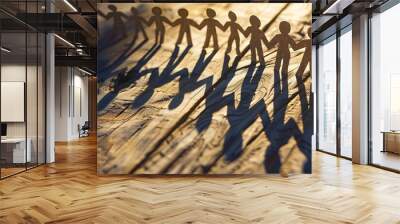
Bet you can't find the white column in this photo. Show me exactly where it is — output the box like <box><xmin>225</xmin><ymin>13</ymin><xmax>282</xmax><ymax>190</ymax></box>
<box><xmin>352</xmin><ymin>14</ymin><xmax>369</xmax><ymax>164</ymax></box>
<box><xmin>46</xmin><ymin>32</ymin><xmax>55</xmax><ymax>163</ymax></box>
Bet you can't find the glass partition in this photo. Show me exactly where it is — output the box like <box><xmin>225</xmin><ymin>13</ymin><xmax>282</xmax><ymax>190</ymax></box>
<box><xmin>0</xmin><ymin>1</ymin><xmax>46</xmax><ymax>179</ymax></box>
<box><xmin>317</xmin><ymin>35</ymin><xmax>337</xmax><ymax>154</ymax></box>
<box><xmin>370</xmin><ymin>3</ymin><xmax>400</xmax><ymax>171</ymax></box>
<box><xmin>339</xmin><ymin>26</ymin><xmax>352</xmax><ymax>158</ymax></box>
<box><xmin>1</xmin><ymin>31</ymin><xmax>28</xmax><ymax>177</ymax></box>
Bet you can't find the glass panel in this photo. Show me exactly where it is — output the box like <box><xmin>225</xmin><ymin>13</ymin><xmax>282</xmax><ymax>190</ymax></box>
<box><xmin>27</xmin><ymin>0</ymin><xmax>40</xmax><ymax>169</ymax></box>
<box><xmin>27</xmin><ymin>31</ymin><xmax>38</xmax><ymax>169</ymax></box>
<box><xmin>317</xmin><ymin>35</ymin><xmax>337</xmax><ymax>154</ymax></box>
<box><xmin>339</xmin><ymin>27</ymin><xmax>352</xmax><ymax>158</ymax></box>
<box><xmin>1</xmin><ymin>31</ymin><xmax>27</xmax><ymax>177</ymax></box>
<box><xmin>371</xmin><ymin>5</ymin><xmax>400</xmax><ymax>171</ymax></box>
<box><xmin>38</xmin><ymin>33</ymin><xmax>46</xmax><ymax>165</ymax></box>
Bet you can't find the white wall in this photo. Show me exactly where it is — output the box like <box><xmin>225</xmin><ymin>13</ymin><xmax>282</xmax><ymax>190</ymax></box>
<box><xmin>1</xmin><ymin>63</ymin><xmax>46</xmax><ymax>164</ymax></box>
<box><xmin>55</xmin><ymin>67</ymin><xmax>89</xmax><ymax>141</ymax></box>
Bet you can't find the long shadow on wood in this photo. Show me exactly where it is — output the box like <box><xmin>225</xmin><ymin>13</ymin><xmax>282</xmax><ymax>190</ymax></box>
<box><xmin>98</xmin><ymin>43</ymin><xmax>161</xmax><ymax>111</ymax></box>
<box><xmin>131</xmin><ymin>45</ymin><xmax>192</xmax><ymax>108</ymax></box>
<box><xmin>169</xmin><ymin>49</ymin><xmax>218</xmax><ymax>110</ymax></box>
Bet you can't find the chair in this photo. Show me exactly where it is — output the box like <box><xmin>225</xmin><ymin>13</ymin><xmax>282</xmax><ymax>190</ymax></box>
<box><xmin>79</xmin><ymin>121</ymin><xmax>90</xmax><ymax>138</ymax></box>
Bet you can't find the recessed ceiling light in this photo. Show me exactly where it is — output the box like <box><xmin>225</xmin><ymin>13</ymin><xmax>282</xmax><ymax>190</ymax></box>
<box><xmin>63</xmin><ymin>0</ymin><xmax>78</xmax><ymax>12</ymax></box>
<box><xmin>1</xmin><ymin>47</ymin><xmax>11</xmax><ymax>53</ymax></box>
<box><xmin>78</xmin><ymin>67</ymin><xmax>93</xmax><ymax>76</ymax></box>
<box><xmin>54</xmin><ymin>34</ymin><xmax>75</xmax><ymax>48</ymax></box>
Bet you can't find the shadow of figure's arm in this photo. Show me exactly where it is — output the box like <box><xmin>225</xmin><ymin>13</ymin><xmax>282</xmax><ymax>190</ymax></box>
<box><xmin>294</xmin><ymin>39</ymin><xmax>310</xmax><ymax>51</ymax></box>
<box><xmin>121</xmin><ymin>13</ymin><xmax>129</xmax><ymax>20</ymax></box>
<box><xmin>98</xmin><ymin>10</ymin><xmax>111</xmax><ymax>20</ymax></box>
<box><xmin>146</xmin><ymin>16</ymin><xmax>155</xmax><ymax>26</ymax></box>
<box><xmin>139</xmin><ymin>16</ymin><xmax>149</xmax><ymax>26</ymax></box>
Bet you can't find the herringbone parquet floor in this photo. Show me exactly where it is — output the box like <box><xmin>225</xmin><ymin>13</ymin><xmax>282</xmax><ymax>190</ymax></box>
<box><xmin>1</xmin><ymin>136</ymin><xmax>400</xmax><ymax>224</ymax></box>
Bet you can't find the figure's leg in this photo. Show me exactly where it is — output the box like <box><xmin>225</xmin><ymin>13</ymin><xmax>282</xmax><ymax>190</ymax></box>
<box><xmin>234</xmin><ymin>36</ymin><xmax>240</xmax><ymax>55</ymax></box>
<box><xmin>131</xmin><ymin>30</ymin><xmax>139</xmax><ymax>47</ymax></box>
<box><xmin>257</xmin><ymin>44</ymin><xmax>264</xmax><ymax>65</ymax></box>
<box><xmin>141</xmin><ymin>26</ymin><xmax>148</xmax><ymax>41</ymax></box>
<box><xmin>203</xmin><ymin>33</ymin><xmax>211</xmax><ymax>48</ymax></box>
<box><xmin>226</xmin><ymin>36</ymin><xmax>233</xmax><ymax>53</ymax></box>
<box><xmin>187</xmin><ymin>30</ymin><xmax>193</xmax><ymax>46</ymax></box>
<box><xmin>282</xmin><ymin>55</ymin><xmax>290</xmax><ymax>94</ymax></box>
<box><xmin>176</xmin><ymin>29</ymin><xmax>184</xmax><ymax>45</ymax></box>
<box><xmin>155</xmin><ymin>29</ymin><xmax>159</xmax><ymax>44</ymax></box>
<box><xmin>160</xmin><ymin>29</ymin><xmax>165</xmax><ymax>44</ymax></box>
<box><xmin>212</xmin><ymin>31</ymin><xmax>219</xmax><ymax>49</ymax></box>
<box><xmin>250</xmin><ymin>47</ymin><xmax>256</xmax><ymax>64</ymax></box>
<box><xmin>274</xmin><ymin>52</ymin><xmax>283</xmax><ymax>93</ymax></box>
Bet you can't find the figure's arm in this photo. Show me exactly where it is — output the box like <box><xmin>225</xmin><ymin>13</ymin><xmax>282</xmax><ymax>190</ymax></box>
<box><xmin>243</xmin><ymin>27</ymin><xmax>251</xmax><ymax>37</ymax></box>
<box><xmin>222</xmin><ymin>22</ymin><xmax>230</xmax><ymax>31</ymax></box>
<box><xmin>139</xmin><ymin>16</ymin><xmax>149</xmax><ymax>26</ymax></box>
<box><xmin>162</xmin><ymin>17</ymin><xmax>173</xmax><ymax>26</ymax></box>
<box><xmin>121</xmin><ymin>13</ymin><xmax>129</xmax><ymax>20</ymax></box>
<box><xmin>99</xmin><ymin>11</ymin><xmax>112</xmax><ymax>20</ymax></box>
<box><xmin>146</xmin><ymin>17</ymin><xmax>154</xmax><ymax>26</ymax></box>
<box><xmin>197</xmin><ymin>20</ymin><xmax>206</xmax><ymax>29</ymax></box>
<box><xmin>171</xmin><ymin>18</ymin><xmax>180</xmax><ymax>27</ymax></box>
<box><xmin>216</xmin><ymin>20</ymin><xmax>225</xmax><ymax>31</ymax></box>
<box><xmin>289</xmin><ymin>36</ymin><xmax>298</xmax><ymax>50</ymax></box>
<box><xmin>98</xmin><ymin>10</ymin><xmax>107</xmax><ymax>18</ymax></box>
<box><xmin>267</xmin><ymin>35</ymin><xmax>278</xmax><ymax>49</ymax></box>
<box><xmin>294</xmin><ymin>39</ymin><xmax>309</xmax><ymax>50</ymax></box>
<box><xmin>262</xmin><ymin>33</ymin><xmax>269</xmax><ymax>48</ymax></box>
<box><xmin>238</xmin><ymin>24</ymin><xmax>246</xmax><ymax>36</ymax></box>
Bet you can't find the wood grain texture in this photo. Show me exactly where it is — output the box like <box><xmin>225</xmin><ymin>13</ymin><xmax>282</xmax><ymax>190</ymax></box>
<box><xmin>1</xmin><ymin>136</ymin><xmax>400</xmax><ymax>223</ymax></box>
<box><xmin>97</xmin><ymin>3</ymin><xmax>312</xmax><ymax>174</ymax></box>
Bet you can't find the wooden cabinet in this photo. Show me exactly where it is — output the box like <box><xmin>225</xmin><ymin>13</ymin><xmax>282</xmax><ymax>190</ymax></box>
<box><xmin>382</xmin><ymin>132</ymin><xmax>400</xmax><ymax>154</ymax></box>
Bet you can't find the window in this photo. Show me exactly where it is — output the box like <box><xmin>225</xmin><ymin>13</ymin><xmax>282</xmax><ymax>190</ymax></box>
<box><xmin>370</xmin><ymin>3</ymin><xmax>400</xmax><ymax>171</ymax></box>
<box><xmin>317</xmin><ymin>35</ymin><xmax>337</xmax><ymax>154</ymax></box>
<box><xmin>339</xmin><ymin>26</ymin><xmax>352</xmax><ymax>158</ymax></box>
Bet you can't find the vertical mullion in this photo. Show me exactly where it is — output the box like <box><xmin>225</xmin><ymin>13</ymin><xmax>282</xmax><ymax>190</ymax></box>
<box><xmin>336</xmin><ymin>28</ymin><xmax>341</xmax><ymax>157</ymax></box>
<box><xmin>0</xmin><ymin>22</ymin><xmax>2</xmax><ymax>179</ymax></box>
<box><xmin>316</xmin><ymin>44</ymin><xmax>320</xmax><ymax>151</ymax></box>
<box><xmin>25</xmin><ymin>0</ymin><xmax>28</xmax><ymax>171</ymax></box>
<box><xmin>44</xmin><ymin>0</ymin><xmax>47</xmax><ymax>164</ymax></box>
<box><xmin>36</xmin><ymin>0</ymin><xmax>39</xmax><ymax>167</ymax></box>
<box><xmin>367</xmin><ymin>11</ymin><xmax>373</xmax><ymax>165</ymax></box>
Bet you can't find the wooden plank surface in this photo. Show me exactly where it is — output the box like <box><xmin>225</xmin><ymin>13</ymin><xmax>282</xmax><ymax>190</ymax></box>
<box><xmin>97</xmin><ymin>3</ymin><xmax>312</xmax><ymax>174</ymax></box>
<box><xmin>2</xmin><ymin>137</ymin><xmax>400</xmax><ymax>223</ymax></box>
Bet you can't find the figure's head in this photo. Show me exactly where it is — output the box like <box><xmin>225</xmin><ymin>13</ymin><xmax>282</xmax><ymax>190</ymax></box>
<box><xmin>131</xmin><ymin>7</ymin><xmax>137</xmax><ymax>14</ymax></box>
<box><xmin>178</xmin><ymin>8</ymin><xmax>188</xmax><ymax>18</ymax></box>
<box><xmin>152</xmin><ymin>7</ymin><xmax>162</xmax><ymax>15</ymax></box>
<box><xmin>279</xmin><ymin>21</ymin><xmax>291</xmax><ymax>34</ymax></box>
<box><xmin>108</xmin><ymin>5</ymin><xmax>117</xmax><ymax>12</ymax></box>
<box><xmin>206</xmin><ymin>8</ymin><xmax>216</xmax><ymax>18</ymax></box>
<box><xmin>307</xmin><ymin>27</ymin><xmax>311</xmax><ymax>38</ymax></box>
<box><xmin>249</xmin><ymin>15</ymin><xmax>261</xmax><ymax>28</ymax></box>
<box><xmin>228</xmin><ymin>11</ymin><xmax>236</xmax><ymax>22</ymax></box>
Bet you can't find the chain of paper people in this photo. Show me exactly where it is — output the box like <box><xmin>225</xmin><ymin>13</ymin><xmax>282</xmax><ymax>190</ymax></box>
<box><xmin>101</xmin><ymin>6</ymin><xmax>311</xmax><ymax>64</ymax></box>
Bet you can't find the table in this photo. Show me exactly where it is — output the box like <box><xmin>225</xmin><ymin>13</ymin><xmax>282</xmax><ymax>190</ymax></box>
<box><xmin>1</xmin><ymin>138</ymin><xmax>31</xmax><ymax>164</ymax></box>
<box><xmin>382</xmin><ymin>131</ymin><xmax>400</xmax><ymax>154</ymax></box>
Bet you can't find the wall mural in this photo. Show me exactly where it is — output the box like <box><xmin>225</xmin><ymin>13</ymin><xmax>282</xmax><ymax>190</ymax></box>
<box><xmin>97</xmin><ymin>3</ymin><xmax>312</xmax><ymax>175</ymax></box>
